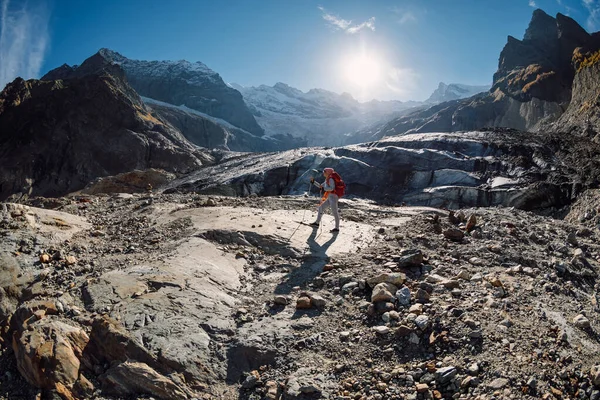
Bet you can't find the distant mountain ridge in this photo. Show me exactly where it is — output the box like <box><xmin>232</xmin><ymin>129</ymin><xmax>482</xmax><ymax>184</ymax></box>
<box><xmin>232</xmin><ymin>82</ymin><xmax>423</xmax><ymax>146</ymax></box>
<box><xmin>425</xmin><ymin>82</ymin><xmax>490</xmax><ymax>103</ymax></box>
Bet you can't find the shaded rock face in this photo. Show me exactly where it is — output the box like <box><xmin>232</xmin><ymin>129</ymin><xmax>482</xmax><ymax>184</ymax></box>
<box><xmin>0</xmin><ymin>68</ymin><xmax>210</xmax><ymax>200</ymax></box>
<box><xmin>492</xmin><ymin>10</ymin><xmax>590</xmax><ymax>104</ymax></box>
<box><xmin>86</xmin><ymin>49</ymin><xmax>265</xmax><ymax>137</ymax></box>
<box><xmin>167</xmin><ymin>129</ymin><xmax>600</xmax><ymax>210</ymax></box>
<box><xmin>549</xmin><ymin>42</ymin><xmax>600</xmax><ymax>135</ymax></box>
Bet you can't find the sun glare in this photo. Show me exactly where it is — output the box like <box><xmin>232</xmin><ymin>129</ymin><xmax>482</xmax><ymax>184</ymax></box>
<box><xmin>342</xmin><ymin>53</ymin><xmax>382</xmax><ymax>88</ymax></box>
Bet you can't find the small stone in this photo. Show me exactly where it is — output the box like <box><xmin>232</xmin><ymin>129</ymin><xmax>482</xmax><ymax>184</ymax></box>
<box><xmin>39</xmin><ymin>254</ymin><xmax>51</xmax><ymax>263</ymax></box>
<box><xmin>456</xmin><ymin>270</ymin><xmax>470</xmax><ymax>280</ymax></box>
<box><xmin>409</xmin><ymin>304</ymin><xmax>423</xmax><ymax>314</ymax></box>
<box><xmin>468</xmin><ymin>257</ymin><xmax>484</xmax><ymax>266</ymax></box>
<box><xmin>414</xmin><ymin>315</ymin><xmax>430</xmax><ymax>330</ymax></box>
<box><xmin>374</xmin><ymin>326</ymin><xmax>390</xmax><ymax>335</ymax></box>
<box><xmin>416</xmin><ymin>383</ymin><xmax>429</xmax><ymax>393</ymax></box>
<box><xmin>408</xmin><ymin>332</ymin><xmax>420</xmax><ymax>344</ymax></box>
<box><xmin>367</xmin><ymin>272</ymin><xmax>406</xmax><ymax>287</ymax></box>
<box><xmin>436</xmin><ymin>366</ymin><xmax>457</xmax><ymax>384</ymax></box>
<box><xmin>296</xmin><ymin>296</ymin><xmax>312</xmax><ymax>309</ymax></box>
<box><xmin>466</xmin><ymin>214</ymin><xmax>477</xmax><ymax>231</ymax></box>
<box><xmin>323</xmin><ymin>264</ymin><xmax>334</xmax><ymax>271</ymax></box>
<box><xmin>395</xmin><ymin>325</ymin><xmax>413</xmax><ymax>337</ymax></box>
<box><xmin>567</xmin><ymin>232</ymin><xmax>578</xmax><ymax>246</ymax></box>
<box><xmin>371</xmin><ymin>282</ymin><xmax>398</xmax><ymax>303</ymax></box>
<box><xmin>65</xmin><ymin>256</ymin><xmax>77</xmax><ymax>265</ymax></box>
<box><xmin>274</xmin><ymin>295</ymin><xmax>288</xmax><ymax>305</ymax></box>
<box><xmin>443</xmin><ymin>228</ymin><xmax>464</xmax><ymax>241</ymax></box>
<box><xmin>309</xmin><ymin>294</ymin><xmax>326</xmax><ymax>308</ymax></box>
<box><xmin>573</xmin><ymin>314</ymin><xmax>590</xmax><ymax>329</ymax></box>
<box><xmin>488</xmin><ymin>378</ymin><xmax>509</xmax><ymax>390</ymax></box>
<box><xmin>590</xmin><ymin>365</ymin><xmax>600</xmax><ymax>386</ymax></box>
<box><xmin>468</xmin><ymin>363</ymin><xmax>480</xmax><ymax>375</ymax></box>
<box><xmin>396</xmin><ymin>286</ymin><xmax>411</xmax><ymax>306</ymax></box>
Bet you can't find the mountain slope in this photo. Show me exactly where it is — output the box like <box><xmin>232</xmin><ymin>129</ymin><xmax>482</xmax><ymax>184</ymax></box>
<box><xmin>43</xmin><ymin>48</ymin><xmax>265</xmax><ymax>137</ymax></box>
<box><xmin>0</xmin><ymin>60</ymin><xmax>211</xmax><ymax>200</ymax></box>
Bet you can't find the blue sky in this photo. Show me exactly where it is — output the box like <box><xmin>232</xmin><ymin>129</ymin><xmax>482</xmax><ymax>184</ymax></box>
<box><xmin>1</xmin><ymin>0</ymin><xmax>599</xmax><ymax>102</ymax></box>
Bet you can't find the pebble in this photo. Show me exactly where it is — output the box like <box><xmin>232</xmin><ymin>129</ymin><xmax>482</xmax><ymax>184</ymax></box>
<box><xmin>573</xmin><ymin>314</ymin><xmax>590</xmax><ymax>329</ymax></box>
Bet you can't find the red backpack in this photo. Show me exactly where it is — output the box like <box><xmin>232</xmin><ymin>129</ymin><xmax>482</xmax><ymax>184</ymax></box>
<box><xmin>330</xmin><ymin>172</ymin><xmax>346</xmax><ymax>197</ymax></box>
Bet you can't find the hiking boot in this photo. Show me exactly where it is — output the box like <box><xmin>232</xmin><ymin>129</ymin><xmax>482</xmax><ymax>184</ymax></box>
<box><xmin>330</xmin><ymin>228</ymin><xmax>339</xmax><ymax>233</ymax></box>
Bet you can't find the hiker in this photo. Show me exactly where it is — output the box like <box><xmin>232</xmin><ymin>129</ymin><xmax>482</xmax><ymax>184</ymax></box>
<box><xmin>310</xmin><ymin>168</ymin><xmax>345</xmax><ymax>232</ymax></box>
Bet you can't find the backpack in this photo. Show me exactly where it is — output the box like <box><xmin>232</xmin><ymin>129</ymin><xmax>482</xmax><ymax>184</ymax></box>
<box><xmin>330</xmin><ymin>172</ymin><xmax>346</xmax><ymax>197</ymax></box>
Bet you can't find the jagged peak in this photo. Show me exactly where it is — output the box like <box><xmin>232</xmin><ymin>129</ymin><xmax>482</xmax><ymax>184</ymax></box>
<box><xmin>524</xmin><ymin>8</ymin><xmax>558</xmax><ymax>42</ymax></box>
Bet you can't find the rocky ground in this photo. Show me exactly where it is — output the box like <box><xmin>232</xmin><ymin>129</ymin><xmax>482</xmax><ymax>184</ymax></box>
<box><xmin>1</xmin><ymin>191</ymin><xmax>600</xmax><ymax>399</ymax></box>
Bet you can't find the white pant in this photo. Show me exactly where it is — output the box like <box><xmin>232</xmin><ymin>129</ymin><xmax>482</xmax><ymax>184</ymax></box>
<box><xmin>316</xmin><ymin>194</ymin><xmax>340</xmax><ymax>229</ymax></box>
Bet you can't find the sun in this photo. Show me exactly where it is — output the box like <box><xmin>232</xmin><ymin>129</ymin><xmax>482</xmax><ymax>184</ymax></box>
<box><xmin>342</xmin><ymin>53</ymin><xmax>382</xmax><ymax>88</ymax></box>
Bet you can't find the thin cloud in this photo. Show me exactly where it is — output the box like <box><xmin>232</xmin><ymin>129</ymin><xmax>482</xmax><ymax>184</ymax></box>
<box><xmin>386</xmin><ymin>67</ymin><xmax>420</xmax><ymax>97</ymax></box>
<box><xmin>390</xmin><ymin>7</ymin><xmax>418</xmax><ymax>24</ymax></box>
<box><xmin>583</xmin><ymin>0</ymin><xmax>600</xmax><ymax>31</ymax></box>
<box><xmin>529</xmin><ymin>0</ymin><xmax>537</xmax><ymax>7</ymax></box>
<box><xmin>0</xmin><ymin>0</ymin><xmax>50</xmax><ymax>90</ymax></box>
<box><xmin>318</xmin><ymin>6</ymin><xmax>375</xmax><ymax>34</ymax></box>
<box><xmin>399</xmin><ymin>12</ymin><xmax>417</xmax><ymax>24</ymax></box>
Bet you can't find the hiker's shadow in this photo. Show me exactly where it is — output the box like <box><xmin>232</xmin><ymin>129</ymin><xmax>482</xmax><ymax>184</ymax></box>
<box><xmin>273</xmin><ymin>226</ymin><xmax>339</xmax><ymax>295</ymax></box>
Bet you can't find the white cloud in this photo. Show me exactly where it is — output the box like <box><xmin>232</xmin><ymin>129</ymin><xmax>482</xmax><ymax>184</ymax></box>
<box><xmin>399</xmin><ymin>12</ymin><xmax>417</xmax><ymax>24</ymax></box>
<box><xmin>0</xmin><ymin>0</ymin><xmax>50</xmax><ymax>90</ymax></box>
<box><xmin>390</xmin><ymin>7</ymin><xmax>417</xmax><ymax>25</ymax></box>
<box><xmin>583</xmin><ymin>0</ymin><xmax>600</xmax><ymax>31</ymax></box>
<box><xmin>318</xmin><ymin>6</ymin><xmax>375</xmax><ymax>34</ymax></box>
<box><xmin>385</xmin><ymin>67</ymin><xmax>420</xmax><ymax>97</ymax></box>
<box><xmin>529</xmin><ymin>0</ymin><xmax>537</xmax><ymax>7</ymax></box>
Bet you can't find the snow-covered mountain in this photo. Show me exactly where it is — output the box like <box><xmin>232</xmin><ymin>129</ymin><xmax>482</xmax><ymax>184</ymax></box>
<box><xmin>425</xmin><ymin>82</ymin><xmax>490</xmax><ymax>104</ymax></box>
<box><xmin>231</xmin><ymin>82</ymin><xmax>421</xmax><ymax>146</ymax></box>
<box><xmin>95</xmin><ymin>49</ymin><xmax>264</xmax><ymax>136</ymax></box>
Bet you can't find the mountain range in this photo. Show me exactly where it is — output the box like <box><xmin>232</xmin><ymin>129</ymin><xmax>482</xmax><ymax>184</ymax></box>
<box><xmin>1</xmin><ymin>8</ymin><xmax>599</xmax><ymax>202</ymax></box>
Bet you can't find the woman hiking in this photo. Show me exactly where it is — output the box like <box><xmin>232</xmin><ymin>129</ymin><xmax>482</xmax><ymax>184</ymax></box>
<box><xmin>310</xmin><ymin>167</ymin><xmax>345</xmax><ymax>233</ymax></box>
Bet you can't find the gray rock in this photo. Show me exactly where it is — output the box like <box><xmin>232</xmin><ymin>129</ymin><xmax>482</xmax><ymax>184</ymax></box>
<box><xmin>396</xmin><ymin>286</ymin><xmax>412</xmax><ymax>306</ymax></box>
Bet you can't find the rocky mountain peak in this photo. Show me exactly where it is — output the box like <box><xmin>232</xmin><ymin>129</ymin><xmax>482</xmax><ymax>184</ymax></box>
<box><xmin>425</xmin><ymin>82</ymin><xmax>490</xmax><ymax>104</ymax></box>
<box><xmin>273</xmin><ymin>82</ymin><xmax>303</xmax><ymax>97</ymax></box>
<box><xmin>523</xmin><ymin>8</ymin><xmax>558</xmax><ymax>43</ymax></box>
<box><xmin>492</xmin><ymin>9</ymin><xmax>593</xmax><ymax>104</ymax></box>
<box><xmin>42</xmin><ymin>50</ymin><xmax>126</xmax><ymax>82</ymax></box>
<box><xmin>556</xmin><ymin>13</ymin><xmax>590</xmax><ymax>42</ymax></box>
